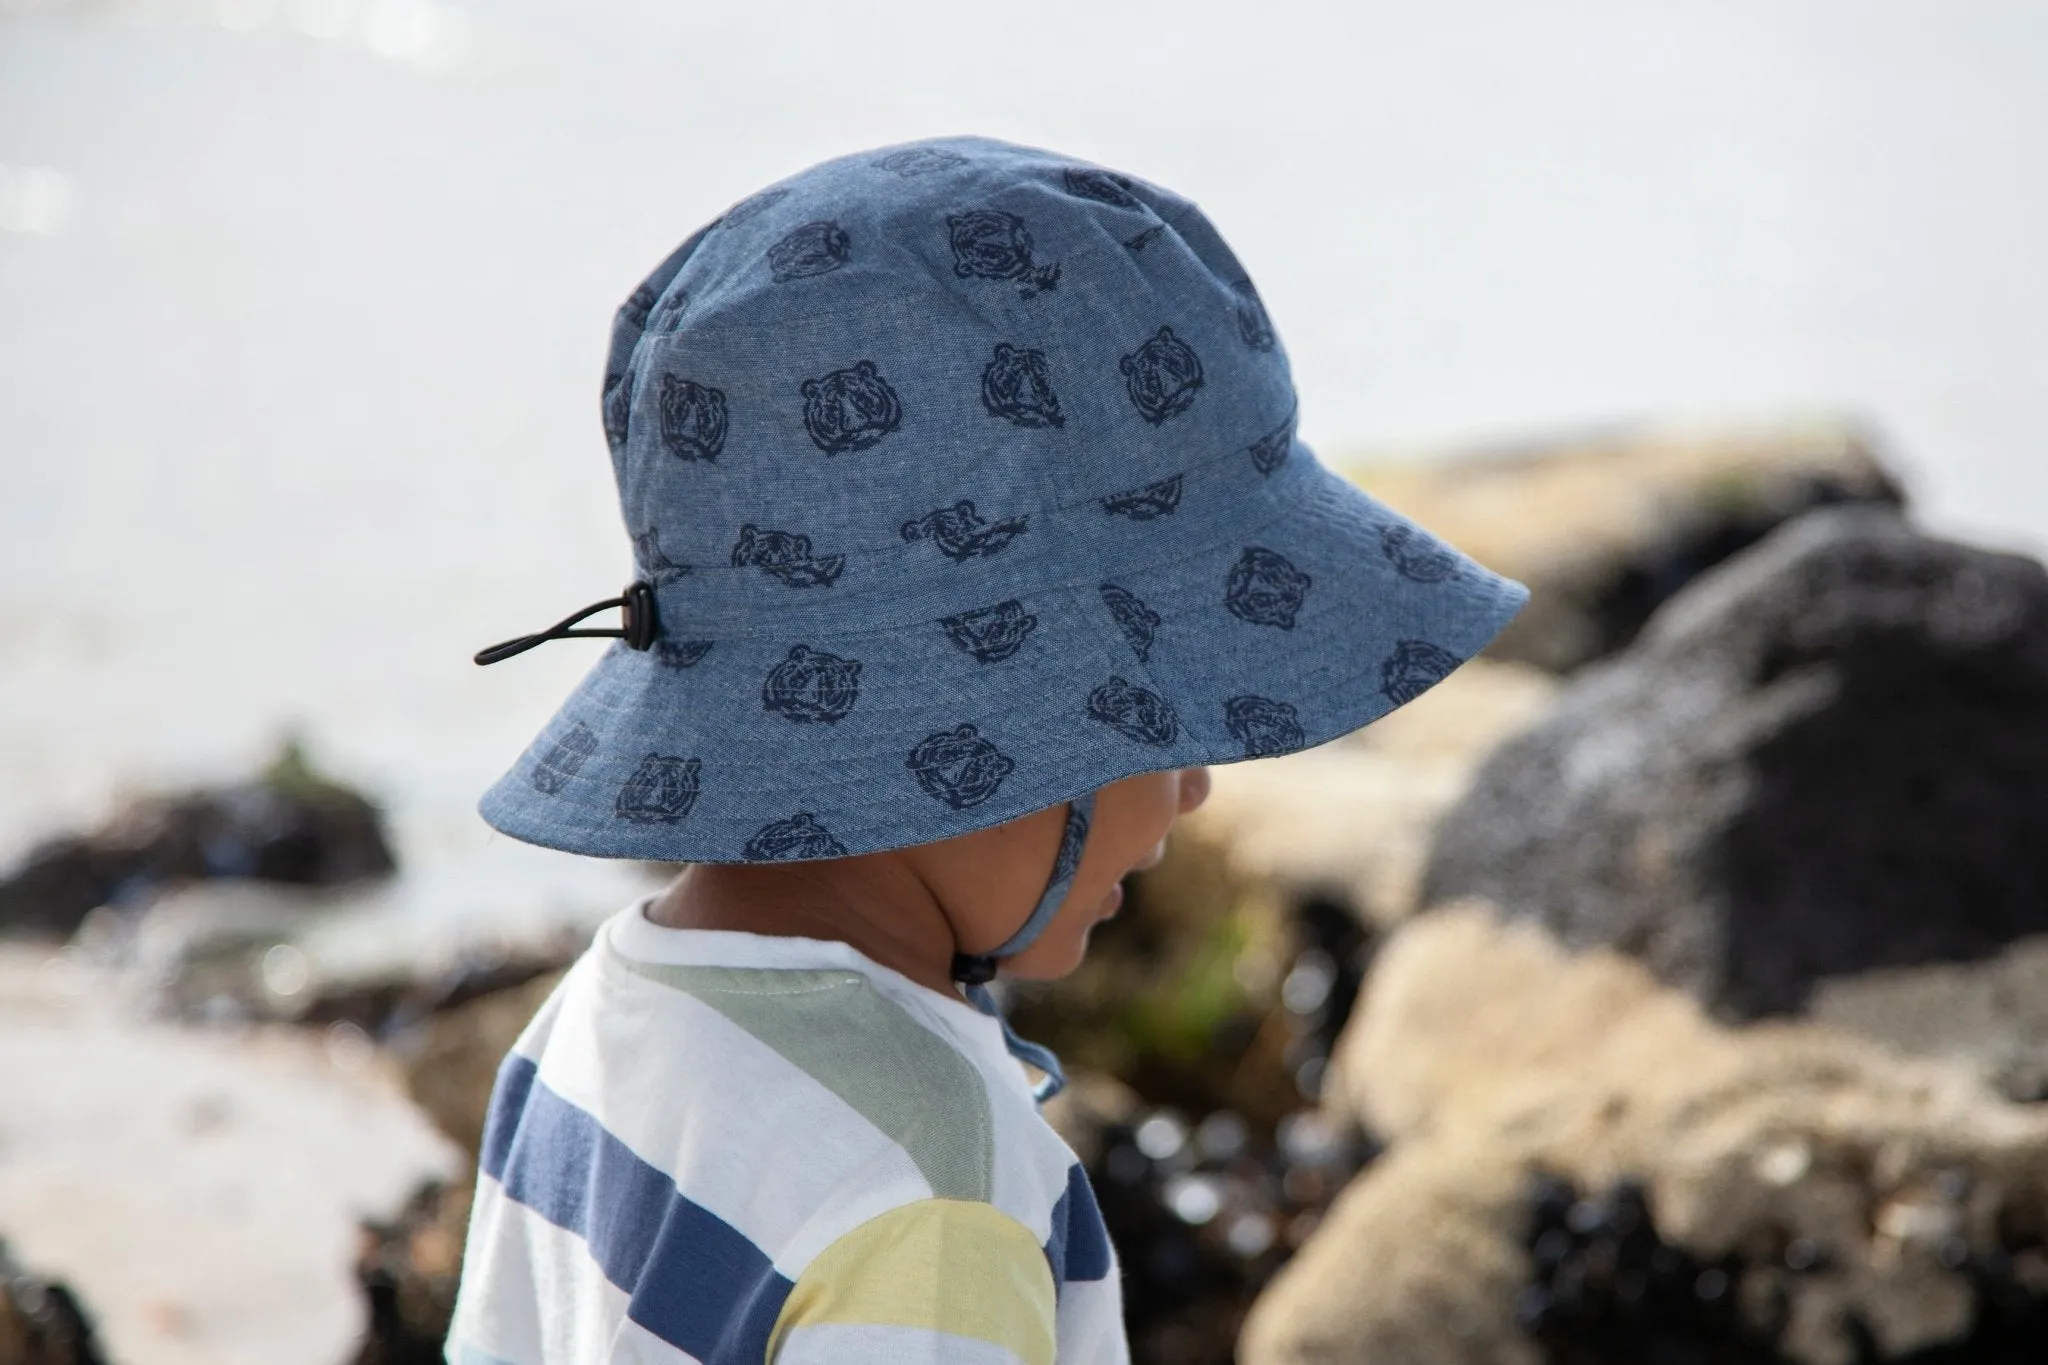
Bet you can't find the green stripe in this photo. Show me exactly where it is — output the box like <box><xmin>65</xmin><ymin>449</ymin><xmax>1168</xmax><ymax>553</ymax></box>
<box><xmin>609</xmin><ymin>951</ymin><xmax>994</xmax><ymax>1202</ymax></box>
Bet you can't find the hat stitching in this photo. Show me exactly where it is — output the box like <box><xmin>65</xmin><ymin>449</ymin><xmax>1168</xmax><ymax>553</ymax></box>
<box><xmin>631</xmin><ymin>403</ymin><xmax>1299</xmax><ymax>601</ymax></box>
<box><xmin>641</xmin><ymin>456</ymin><xmax>1315</xmax><ymax>642</ymax></box>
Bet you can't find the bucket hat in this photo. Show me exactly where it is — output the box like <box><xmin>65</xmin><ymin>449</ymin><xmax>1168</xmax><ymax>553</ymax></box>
<box><xmin>477</xmin><ymin>135</ymin><xmax>1527</xmax><ymax>876</ymax></box>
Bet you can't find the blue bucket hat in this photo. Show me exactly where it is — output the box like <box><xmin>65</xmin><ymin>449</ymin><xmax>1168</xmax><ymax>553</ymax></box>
<box><xmin>476</xmin><ymin>136</ymin><xmax>1525</xmax><ymax>1018</ymax></box>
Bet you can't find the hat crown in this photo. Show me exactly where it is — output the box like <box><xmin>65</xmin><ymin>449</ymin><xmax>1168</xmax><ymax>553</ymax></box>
<box><xmin>599</xmin><ymin>136</ymin><xmax>1295</xmax><ymax>632</ymax></box>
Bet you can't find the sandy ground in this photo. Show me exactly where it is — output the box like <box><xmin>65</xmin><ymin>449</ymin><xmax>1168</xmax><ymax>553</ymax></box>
<box><xmin>0</xmin><ymin>944</ymin><xmax>460</xmax><ymax>1365</ymax></box>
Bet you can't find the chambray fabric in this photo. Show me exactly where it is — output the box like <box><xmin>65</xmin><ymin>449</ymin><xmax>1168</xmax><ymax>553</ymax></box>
<box><xmin>480</xmin><ymin>135</ymin><xmax>1528</xmax><ymax>864</ymax></box>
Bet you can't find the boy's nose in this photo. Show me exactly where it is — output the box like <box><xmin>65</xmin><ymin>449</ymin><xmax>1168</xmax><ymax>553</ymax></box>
<box><xmin>1177</xmin><ymin>766</ymin><xmax>1212</xmax><ymax>815</ymax></box>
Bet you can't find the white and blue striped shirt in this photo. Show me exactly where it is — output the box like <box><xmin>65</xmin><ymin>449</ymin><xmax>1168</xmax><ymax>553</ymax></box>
<box><xmin>447</xmin><ymin>900</ymin><xmax>1127</xmax><ymax>1364</ymax></box>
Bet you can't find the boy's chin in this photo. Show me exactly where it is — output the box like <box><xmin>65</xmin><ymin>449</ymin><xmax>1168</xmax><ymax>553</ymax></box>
<box><xmin>1001</xmin><ymin>886</ymin><xmax>1123</xmax><ymax>982</ymax></box>
<box><xmin>1003</xmin><ymin>935</ymin><xmax>1090</xmax><ymax>983</ymax></box>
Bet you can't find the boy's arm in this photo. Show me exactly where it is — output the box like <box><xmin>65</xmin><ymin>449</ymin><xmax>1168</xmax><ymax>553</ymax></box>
<box><xmin>769</xmin><ymin>1198</ymin><xmax>1057</xmax><ymax>1365</ymax></box>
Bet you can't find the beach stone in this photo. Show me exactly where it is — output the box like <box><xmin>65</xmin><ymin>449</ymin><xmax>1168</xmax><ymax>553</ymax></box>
<box><xmin>394</xmin><ymin>969</ymin><xmax>565</xmax><ymax>1159</ymax></box>
<box><xmin>1174</xmin><ymin>659</ymin><xmax>1557</xmax><ymax>928</ymax></box>
<box><xmin>1273</xmin><ymin>904</ymin><xmax>2048</xmax><ymax>1365</ymax></box>
<box><xmin>1422</xmin><ymin>508</ymin><xmax>2048</xmax><ymax>1021</ymax></box>
<box><xmin>0</xmin><ymin>1240</ymin><xmax>110</xmax><ymax>1365</ymax></box>
<box><xmin>1805</xmin><ymin>938</ymin><xmax>2048</xmax><ymax>1102</ymax></box>
<box><xmin>1347</xmin><ymin>418</ymin><xmax>1903</xmax><ymax>672</ymax></box>
<box><xmin>0</xmin><ymin>741</ymin><xmax>396</xmax><ymax>937</ymax></box>
<box><xmin>351</xmin><ymin>1180</ymin><xmax>472</xmax><ymax>1365</ymax></box>
<box><xmin>1239</xmin><ymin>1139</ymin><xmax>1536</xmax><ymax>1365</ymax></box>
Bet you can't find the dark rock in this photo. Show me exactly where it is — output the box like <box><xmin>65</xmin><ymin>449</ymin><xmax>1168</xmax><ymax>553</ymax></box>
<box><xmin>1352</xmin><ymin>420</ymin><xmax>1906</xmax><ymax>673</ymax></box>
<box><xmin>392</xmin><ymin>970</ymin><xmax>567</xmax><ymax>1159</ymax></box>
<box><xmin>1514</xmin><ymin>1172</ymin><xmax>2048</xmax><ymax>1365</ymax></box>
<box><xmin>1074</xmin><ymin>1094</ymin><xmax>1375</xmax><ymax>1365</ymax></box>
<box><xmin>0</xmin><ymin>1241</ymin><xmax>110</xmax><ymax>1365</ymax></box>
<box><xmin>1423</xmin><ymin>509</ymin><xmax>2048</xmax><ymax>1018</ymax></box>
<box><xmin>351</xmin><ymin>1180</ymin><xmax>470</xmax><ymax>1365</ymax></box>
<box><xmin>301</xmin><ymin>949</ymin><xmax>570</xmax><ymax>1044</ymax></box>
<box><xmin>0</xmin><ymin>739</ymin><xmax>396</xmax><ymax>937</ymax></box>
<box><xmin>1516</xmin><ymin>1173</ymin><xmax>1780</xmax><ymax>1363</ymax></box>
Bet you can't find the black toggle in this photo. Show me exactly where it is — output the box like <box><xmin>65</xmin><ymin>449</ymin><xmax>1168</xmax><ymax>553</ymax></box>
<box><xmin>950</xmin><ymin>951</ymin><xmax>999</xmax><ymax>987</ymax></box>
<box><xmin>474</xmin><ymin>581</ymin><xmax>659</xmax><ymax>666</ymax></box>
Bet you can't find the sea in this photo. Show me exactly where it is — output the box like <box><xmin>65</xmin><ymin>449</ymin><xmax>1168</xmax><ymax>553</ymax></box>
<box><xmin>3</xmin><ymin>0</ymin><xmax>2045</xmax><ymax>949</ymax></box>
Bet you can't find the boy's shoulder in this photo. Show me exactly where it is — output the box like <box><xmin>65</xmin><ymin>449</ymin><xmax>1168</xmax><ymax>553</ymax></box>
<box><xmin>605</xmin><ymin>942</ymin><xmax>1010</xmax><ymax>1204</ymax></box>
<box><xmin>516</xmin><ymin>907</ymin><xmax>1082</xmax><ymax>1215</ymax></box>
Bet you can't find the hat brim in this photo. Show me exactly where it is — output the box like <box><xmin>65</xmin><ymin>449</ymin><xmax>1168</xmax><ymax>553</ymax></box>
<box><xmin>478</xmin><ymin>449</ymin><xmax>1526</xmax><ymax>864</ymax></box>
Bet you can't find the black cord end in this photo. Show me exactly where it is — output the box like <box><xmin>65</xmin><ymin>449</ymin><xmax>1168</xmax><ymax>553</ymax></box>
<box><xmin>473</xmin><ymin>581</ymin><xmax>659</xmax><ymax>667</ymax></box>
<box><xmin>951</xmin><ymin>952</ymin><xmax>999</xmax><ymax>986</ymax></box>
<box><xmin>474</xmin><ymin>635</ymin><xmax>547</xmax><ymax>666</ymax></box>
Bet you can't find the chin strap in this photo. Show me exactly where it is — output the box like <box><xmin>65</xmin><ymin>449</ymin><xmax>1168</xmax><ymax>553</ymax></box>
<box><xmin>951</xmin><ymin>792</ymin><xmax>1094</xmax><ymax>1103</ymax></box>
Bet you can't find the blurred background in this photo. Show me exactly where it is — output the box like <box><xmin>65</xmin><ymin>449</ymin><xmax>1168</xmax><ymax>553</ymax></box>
<box><xmin>3</xmin><ymin>2</ymin><xmax>2047</xmax><ymax>1364</ymax></box>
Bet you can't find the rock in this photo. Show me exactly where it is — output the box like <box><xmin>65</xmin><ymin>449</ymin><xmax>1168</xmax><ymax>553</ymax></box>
<box><xmin>1806</xmin><ymin>940</ymin><xmax>2048</xmax><ymax>1103</ymax></box>
<box><xmin>0</xmin><ymin>740</ymin><xmax>396</xmax><ymax>937</ymax></box>
<box><xmin>1265</xmin><ymin>904</ymin><xmax>2048</xmax><ymax>1365</ymax></box>
<box><xmin>351</xmin><ymin>1180</ymin><xmax>472</xmax><ymax>1365</ymax></box>
<box><xmin>1239</xmin><ymin>1140</ymin><xmax>1536</xmax><ymax>1365</ymax></box>
<box><xmin>1347</xmin><ymin>418</ymin><xmax>1904</xmax><ymax>672</ymax></box>
<box><xmin>59</xmin><ymin>876</ymin><xmax>586</xmax><ymax>1044</ymax></box>
<box><xmin>1176</xmin><ymin>659</ymin><xmax>1557</xmax><ymax>928</ymax></box>
<box><xmin>0</xmin><ymin>1241</ymin><xmax>110</xmax><ymax>1365</ymax></box>
<box><xmin>1507</xmin><ymin>1172</ymin><xmax>1773</xmax><ymax>1363</ymax></box>
<box><xmin>1080</xmin><ymin>1085</ymin><xmax>1376</xmax><ymax>1365</ymax></box>
<box><xmin>1422</xmin><ymin>508</ymin><xmax>2048</xmax><ymax>1021</ymax></box>
<box><xmin>393</xmin><ymin>970</ymin><xmax>565</xmax><ymax>1159</ymax></box>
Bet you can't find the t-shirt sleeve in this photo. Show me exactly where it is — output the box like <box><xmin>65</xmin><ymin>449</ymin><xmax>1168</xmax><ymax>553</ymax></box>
<box><xmin>768</xmin><ymin>1198</ymin><xmax>1057</xmax><ymax>1365</ymax></box>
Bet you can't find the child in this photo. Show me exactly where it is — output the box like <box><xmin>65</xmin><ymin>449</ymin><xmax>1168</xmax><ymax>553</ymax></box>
<box><xmin>451</xmin><ymin>136</ymin><xmax>1525</xmax><ymax>1365</ymax></box>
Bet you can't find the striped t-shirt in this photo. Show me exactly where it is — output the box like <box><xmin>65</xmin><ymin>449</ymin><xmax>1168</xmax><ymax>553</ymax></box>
<box><xmin>446</xmin><ymin>900</ymin><xmax>1127</xmax><ymax>1365</ymax></box>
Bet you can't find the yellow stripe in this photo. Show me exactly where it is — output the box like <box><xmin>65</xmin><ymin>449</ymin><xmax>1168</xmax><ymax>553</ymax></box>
<box><xmin>769</xmin><ymin>1200</ymin><xmax>1056</xmax><ymax>1365</ymax></box>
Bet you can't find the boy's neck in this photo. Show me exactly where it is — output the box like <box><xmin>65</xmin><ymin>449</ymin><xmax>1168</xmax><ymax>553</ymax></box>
<box><xmin>643</xmin><ymin>859</ymin><xmax>967</xmax><ymax>1000</ymax></box>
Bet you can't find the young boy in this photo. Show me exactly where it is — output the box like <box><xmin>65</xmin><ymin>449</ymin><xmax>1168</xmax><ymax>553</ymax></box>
<box><xmin>451</xmin><ymin>136</ymin><xmax>1525</xmax><ymax>1365</ymax></box>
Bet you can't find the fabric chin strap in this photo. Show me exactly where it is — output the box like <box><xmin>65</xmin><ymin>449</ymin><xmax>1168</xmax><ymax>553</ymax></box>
<box><xmin>951</xmin><ymin>792</ymin><xmax>1095</xmax><ymax>1103</ymax></box>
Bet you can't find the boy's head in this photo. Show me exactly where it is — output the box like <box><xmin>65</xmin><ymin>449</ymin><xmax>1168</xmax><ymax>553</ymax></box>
<box><xmin>477</xmin><ymin>135</ymin><xmax>1523</xmax><ymax>978</ymax></box>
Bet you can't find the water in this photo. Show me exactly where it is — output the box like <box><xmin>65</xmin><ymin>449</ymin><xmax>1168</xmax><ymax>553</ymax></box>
<box><xmin>3</xmin><ymin>0</ymin><xmax>2045</xmax><ymax>932</ymax></box>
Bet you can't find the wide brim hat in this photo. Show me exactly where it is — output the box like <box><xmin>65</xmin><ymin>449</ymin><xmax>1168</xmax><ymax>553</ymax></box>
<box><xmin>478</xmin><ymin>137</ymin><xmax>1526</xmax><ymax>863</ymax></box>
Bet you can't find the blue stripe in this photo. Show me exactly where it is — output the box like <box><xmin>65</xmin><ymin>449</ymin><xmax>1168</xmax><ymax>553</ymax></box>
<box><xmin>480</xmin><ymin>1053</ymin><xmax>792</xmax><ymax>1364</ymax></box>
<box><xmin>1044</xmin><ymin>1161</ymin><xmax>1113</xmax><ymax>1287</ymax></box>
